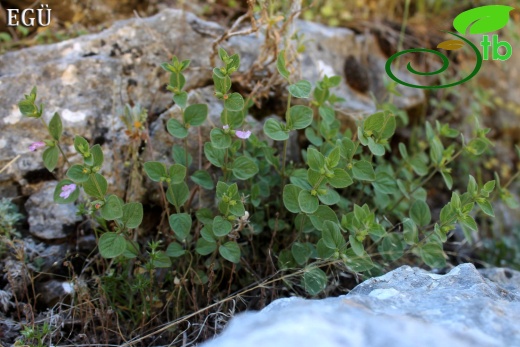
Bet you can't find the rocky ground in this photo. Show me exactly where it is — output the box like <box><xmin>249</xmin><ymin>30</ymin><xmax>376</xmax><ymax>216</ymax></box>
<box><xmin>1</xmin><ymin>1</ymin><xmax>519</xmax><ymax>346</ymax></box>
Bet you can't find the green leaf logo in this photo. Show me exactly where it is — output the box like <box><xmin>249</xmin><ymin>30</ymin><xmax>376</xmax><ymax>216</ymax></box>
<box><xmin>453</xmin><ymin>5</ymin><xmax>515</xmax><ymax>35</ymax></box>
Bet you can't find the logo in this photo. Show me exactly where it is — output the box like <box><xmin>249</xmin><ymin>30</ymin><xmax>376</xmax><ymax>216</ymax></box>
<box><xmin>6</xmin><ymin>4</ymin><xmax>52</xmax><ymax>27</ymax></box>
<box><xmin>385</xmin><ymin>5</ymin><xmax>516</xmax><ymax>89</ymax></box>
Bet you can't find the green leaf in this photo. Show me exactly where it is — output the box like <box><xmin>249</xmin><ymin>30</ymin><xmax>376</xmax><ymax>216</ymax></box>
<box><xmin>166</xmin><ymin>242</ymin><xmax>186</xmax><ymax>258</ymax></box>
<box><xmin>298</xmin><ymin>190</ymin><xmax>319</xmax><ymax>214</ymax></box>
<box><xmin>173</xmin><ymin>91</ymin><xmax>188</xmax><ymax>109</ymax></box>
<box><xmin>309</xmin><ymin>205</ymin><xmax>339</xmax><ymax>231</ymax></box>
<box><xmin>459</xmin><ymin>215</ymin><xmax>477</xmax><ymax>231</ymax></box>
<box><xmin>83</xmin><ymin>173</ymin><xmax>107</xmax><ymax>198</ymax></box>
<box><xmin>184</xmin><ymin>104</ymin><xmax>208</xmax><ymax>126</ymax></box>
<box><xmin>289</xmin><ymin>105</ymin><xmax>313</xmax><ymax>130</ymax></box>
<box><xmin>53</xmin><ymin>179</ymin><xmax>80</xmax><ymax>204</ymax></box>
<box><xmin>349</xmin><ymin>235</ymin><xmax>364</xmax><ymax>256</ymax></box>
<box><xmin>420</xmin><ymin>242</ymin><xmax>446</xmax><ymax>268</ymax></box>
<box><xmin>343</xmin><ymin>249</ymin><xmax>374</xmax><ymax>272</ymax></box>
<box><xmin>410</xmin><ymin>157</ymin><xmax>428</xmax><ymax>176</ymax></box>
<box><xmin>167</xmin><ymin>118</ymin><xmax>188</xmax><ymax>139</ymax></box>
<box><xmin>429</xmin><ymin>137</ymin><xmax>443</xmax><ymax>164</ymax></box>
<box><xmin>467</xmin><ymin>138</ymin><xmax>488</xmax><ymax>155</ymax></box>
<box><xmin>169</xmin><ymin>72</ymin><xmax>186</xmax><ymax>90</ymax></box>
<box><xmin>166</xmin><ymin>182</ymin><xmax>190</xmax><ymax>209</ymax></box>
<box><xmin>264</xmin><ymin>119</ymin><xmax>289</xmax><ymax>141</ymax></box>
<box><xmin>218</xmin><ymin>47</ymin><xmax>229</xmax><ymax>61</ymax></box>
<box><xmin>169</xmin><ymin>213</ymin><xmax>192</xmax><ymax>241</ymax></box>
<box><xmin>210</xmin><ymin>128</ymin><xmax>232</xmax><ymax>149</ymax></box>
<box><xmin>232</xmin><ymin>156</ymin><xmax>259</xmax><ymax>180</ymax></box>
<box><xmin>364</xmin><ymin>112</ymin><xmax>385</xmax><ymax>133</ymax></box>
<box><xmin>305</xmin><ymin>127</ymin><xmax>323</xmax><ymax>147</ymax></box>
<box><xmin>327</xmin><ymin>147</ymin><xmax>341</xmax><ymax>168</ymax></box>
<box><xmin>98</xmin><ymin>232</ymin><xmax>126</xmax><ymax>258</ymax></box>
<box><xmin>410</xmin><ymin>200</ymin><xmax>431</xmax><ymax>227</ymax></box>
<box><xmin>172</xmin><ymin>144</ymin><xmax>193</xmax><ymax>167</ymax></box>
<box><xmin>224</xmin><ymin>93</ymin><xmax>244</xmax><ymax>112</ymax></box>
<box><xmin>307</xmin><ymin>148</ymin><xmax>325</xmax><ymax>171</ymax></box>
<box><xmin>367</xmin><ymin>137</ymin><xmax>385</xmax><ymax>156</ymax></box>
<box><xmin>196</xmin><ymin>238</ymin><xmax>217</xmax><ymax>256</ymax></box>
<box><xmin>403</xmin><ymin>218</ymin><xmax>418</xmax><ymax>245</ymax></box>
<box><xmin>74</xmin><ymin>135</ymin><xmax>90</xmax><ymax>156</ymax></box>
<box><xmin>100</xmin><ymin>195</ymin><xmax>123</xmax><ymax>220</ymax></box>
<box><xmin>121</xmin><ymin>202</ymin><xmax>143</xmax><ymax>229</ymax></box>
<box><xmin>204</xmin><ymin>142</ymin><xmax>226</xmax><ymax>167</ymax></box>
<box><xmin>318</xmin><ymin>106</ymin><xmax>335</xmax><ymax>125</ymax></box>
<box><xmin>372</xmin><ymin>172</ymin><xmax>397</xmax><ymax>194</ymax></box>
<box><xmin>201</xmin><ymin>225</ymin><xmax>217</xmax><ymax>242</ymax></box>
<box><xmin>302</xmin><ymin>267</ymin><xmax>327</xmax><ymax>295</ymax></box>
<box><xmin>276</xmin><ymin>50</ymin><xmax>290</xmax><ymax>79</ymax></box>
<box><xmin>316</xmin><ymin>239</ymin><xmax>336</xmax><ymax>259</ymax></box>
<box><xmin>226</xmin><ymin>53</ymin><xmax>240</xmax><ymax>72</ymax></box>
<box><xmin>219</xmin><ymin>241</ymin><xmax>241</xmax><ymax>263</ymax></box>
<box><xmin>340</xmin><ymin>137</ymin><xmax>356</xmax><ymax>159</ymax></box>
<box><xmin>441</xmin><ymin>170</ymin><xmax>453</xmax><ymax>190</ymax></box>
<box><xmin>91</xmin><ymin>144</ymin><xmax>104</xmax><ymax>168</ymax></box>
<box><xmin>48</xmin><ymin>112</ymin><xmax>63</xmax><ymax>141</ymax></box>
<box><xmin>18</xmin><ymin>99</ymin><xmax>39</xmax><ymax>118</ymax></box>
<box><xmin>283</xmin><ymin>184</ymin><xmax>303</xmax><ymax>213</ymax></box>
<box><xmin>169</xmin><ymin>164</ymin><xmax>187</xmax><ymax>184</ymax></box>
<box><xmin>151</xmin><ymin>251</ymin><xmax>172</xmax><ymax>268</ymax></box>
<box><xmin>380</xmin><ymin>113</ymin><xmax>396</xmax><ymax>139</ymax></box>
<box><xmin>213</xmin><ymin>72</ymin><xmax>231</xmax><ymax>94</ymax></box>
<box><xmin>453</xmin><ymin>5</ymin><xmax>514</xmax><ymax>35</ymax></box>
<box><xmin>196</xmin><ymin>209</ymin><xmax>214</xmax><ymax>226</ymax></box>
<box><xmin>213</xmin><ymin>216</ymin><xmax>232</xmax><ymax>237</ymax></box>
<box><xmin>313</xmin><ymin>85</ymin><xmax>329</xmax><ymax>105</ymax></box>
<box><xmin>144</xmin><ymin>162</ymin><xmax>167</xmax><ymax>182</ymax></box>
<box><xmin>379</xmin><ymin>233</ymin><xmax>404</xmax><ymax>261</ymax></box>
<box><xmin>318</xmin><ymin>187</ymin><xmax>340</xmax><ymax>205</ymax></box>
<box><xmin>42</xmin><ymin>146</ymin><xmax>59</xmax><ymax>172</ymax></box>
<box><xmin>482</xmin><ymin>180</ymin><xmax>496</xmax><ymax>194</ymax></box>
<box><xmin>291</xmin><ymin>242</ymin><xmax>312</xmax><ymax>265</ymax></box>
<box><xmin>66</xmin><ymin>164</ymin><xmax>90</xmax><ymax>183</ymax></box>
<box><xmin>467</xmin><ymin>175</ymin><xmax>478</xmax><ymax>195</ymax></box>
<box><xmin>123</xmin><ymin>240</ymin><xmax>139</xmax><ymax>259</ymax></box>
<box><xmin>352</xmin><ymin>160</ymin><xmax>375</xmax><ymax>181</ymax></box>
<box><xmin>322</xmin><ymin>220</ymin><xmax>344</xmax><ymax>249</ymax></box>
<box><xmin>191</xmin><ymin>170</ymin><xmax>214</xmax><ymax>189</ymax></box>
<box><xmin>329</xmin><ymin>168</ymin><xmax>353</xmax><ymax>188</ymax></box>
<box><xmin>477</xmin><ymin>200</ymin><xmax>494</xmax><ymax>217</ymax></box>
<box><xmin>288</xmin><ymin>80</ymin><xmax>312</xmax><ymax>98</ymax></box>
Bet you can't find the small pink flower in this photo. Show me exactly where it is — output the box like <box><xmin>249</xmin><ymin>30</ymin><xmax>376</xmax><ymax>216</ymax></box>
<box><xmin>59</xmin><ymin>184</ymin><xmax>77</xmax><ymax>199</ymax></box>
<box><xmin>29</xmin><ymin>141</ymin><xmax>45</xmax><ymax>151</ymax></box>
<box><xmin>235</xmin><ymin>130</ymin><xmax>251</xmax><ymax>140</ymax></box>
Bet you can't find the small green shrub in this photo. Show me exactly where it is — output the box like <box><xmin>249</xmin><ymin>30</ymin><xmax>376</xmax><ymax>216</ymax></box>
<box><xmin>0</xmin><ymin>198</ymin><xmax>23</xmax><ymax>239</ymax></box>
<box><xmin>18</xmin><ymin>45</ymin><xmax>517</xmax><ymax>329</ymax></box>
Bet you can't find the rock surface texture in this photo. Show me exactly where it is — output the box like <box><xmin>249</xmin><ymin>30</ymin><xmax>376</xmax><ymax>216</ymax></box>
<box><xmin>0</xmin><ymin>8</ymin><xmax>423</xmax><ymax>203</ymax></box>
<box><xmin>201</xmin><ymin>263</ymin><xmax>520</xmax><ymax>347</ymax></box>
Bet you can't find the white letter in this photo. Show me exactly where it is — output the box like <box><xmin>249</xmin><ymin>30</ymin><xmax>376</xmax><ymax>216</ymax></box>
<box><xmin>6</xmin><ymin>9</ymin><xmax>19</xmax><ymax>26</ymax></box>
<box><xmin>21</xmin><ymin>9</ymin><xmax>35</xmax><ymax>27</ymax></box>
<box><xmin>36</xmin><ymin>4</ymin><xmax>51</xmax><ymax>26</ymax></box>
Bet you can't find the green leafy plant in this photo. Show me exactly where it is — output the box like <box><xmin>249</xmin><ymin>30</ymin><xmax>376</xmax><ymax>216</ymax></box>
<box><xmin>18</xmin><ymin>44</ymin><xmax>516</xmax><ymax>341</ymax></box>
<box><xmin>0</xmin><ymin>198</ymin><xmax>23</xmax><ymax>239</ymax></box>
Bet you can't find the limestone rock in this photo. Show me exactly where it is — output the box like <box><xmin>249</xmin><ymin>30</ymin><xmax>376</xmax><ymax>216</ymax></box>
<box><xmin>24</xmin><ymin>181</ymin><xmax>81</xmax><ymax>240</ymax></box>
<box><xmin>201</xmin><ymin>263</ymin><xmax>520</xmax><ymax>347</ymax></box>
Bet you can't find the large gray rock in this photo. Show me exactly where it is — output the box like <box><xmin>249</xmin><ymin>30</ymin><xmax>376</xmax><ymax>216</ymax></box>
<box><xmin>201</xmin><ymin>264</ymin><xmax>520</xmax><ymax>347</ymax></box>
<box><xmin>0</xmin><ymin>8</ymin><xmax>424</xmax><ymax>201</ymax></box>
<box><xmin>24</xmin><ymin>181</ymin><xmax>81</xmax><ymax>239</ymax></box>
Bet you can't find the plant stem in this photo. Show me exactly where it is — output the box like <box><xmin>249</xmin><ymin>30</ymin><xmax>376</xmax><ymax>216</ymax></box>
<box><xmin>40</xmin><ymin>118</ymin><xmax>70</xmax><ymax>166</ymax></box>
<box><xmin>183</xmin><ymin>137</ymin><xmax>189</xmax><ymax>183</ymax></box>
<box><xmin>281</xmin><ymin>93</ymin><xmax>292</xmax><ymax>186</ymax></box>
